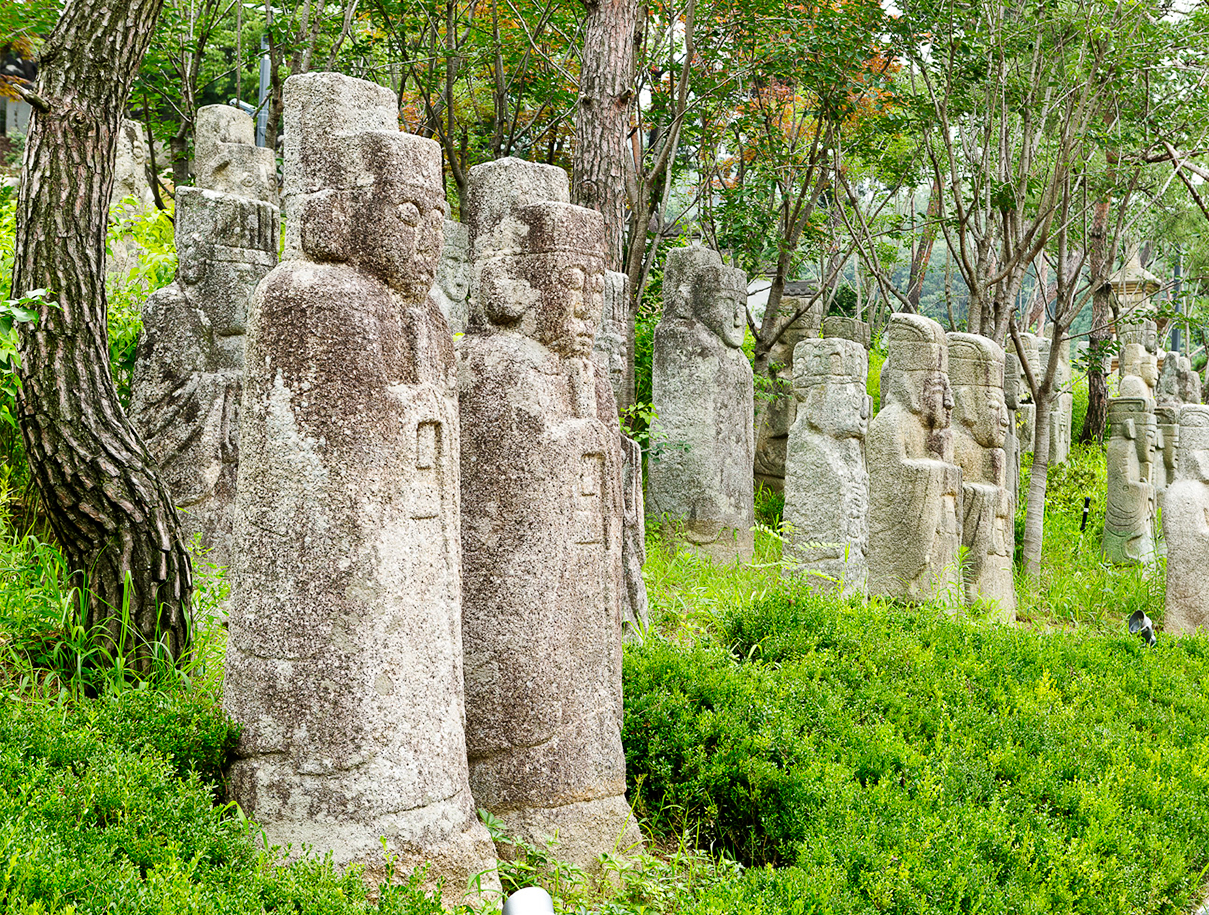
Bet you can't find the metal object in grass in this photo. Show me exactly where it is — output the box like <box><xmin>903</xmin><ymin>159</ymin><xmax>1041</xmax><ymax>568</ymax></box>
<box><xmin>502</xmin><ymin>887</ymin><xmax>555</xmax><ymax>915</ymax></box>
<box><xmin>1128</xmin><ymin>610</ymin><xmax>1156</xmax><ymax>647</ymax></box>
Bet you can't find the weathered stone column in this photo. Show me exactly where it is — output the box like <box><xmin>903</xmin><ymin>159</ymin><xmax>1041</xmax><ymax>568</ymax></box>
<box><xmin>129</xmin><ymin>105</ymin><xmax>278</xmax><ymax>572</ymax></box>
<box><xmin>866</xmin><ymin>313</ymin><xmax>963</xmax><ymax>600</ymax></box>
<box><xmin>948</xmin><ymin>333</ymin><xmax>1015</xmax><ymax>619</ymax></box>
<box><xmin>225</xmin><ymin>72</ymin><xmax>498</xmax><ymax>898</ymax></box>
<box><xmin>1102</xmin><ymin>396</ymin><xmax>1157</xmax><ymax>566</ymax></box>
<box><xmin>754</xmin><ymin>311</ymin><xmax>818</xmax><ymax>493</ymax></box>
<box><xmin>433</xmin><ymin>218</ymin><xmax>471</xmax><ymax>335</ymax></box>
<box><xmin>647</xmin><ymin>245</ymin><xmax>755</xmax><ymax>561</ymax></box>
<box><xmin>594</xmin><ymin>269</ymin><xmax>636</xmax><ymax>410</ymax></box>
<box><xmin>1163</xmin><ymin>405</ymin><xmax>1209</xmax><ymax>633</ymax></box>
<box><xmin>459</xmin><ymin>157</ymin><xmax>641</xmax><ymax>871</ymax></box>
<box><xmin>1003</xmin><ymin>352</ymin><xmax>1022</xmax><ymax>506</ymax></box>
<box><xmin>783</xmin><ymin>336</ymin><xmax>870</xmax><ymax>595</ymax></box>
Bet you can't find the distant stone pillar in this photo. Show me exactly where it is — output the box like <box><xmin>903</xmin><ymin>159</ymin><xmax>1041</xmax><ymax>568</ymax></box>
<box><xmin>1041</xmin><ymin>330</ymin><xmax>1072</xmax><ymax>464</ymax></box>
<box><xmin>866</xmin><ymin>313</ymin><xmax>963</xmax><ymax>600</ymax></box>
<box><xmin>783</xmin><ymin>336</ymin><xmax>870</xmax><ymax>594</ymax></box>
<box><xmin>648</xmin><ymin>245</ymin><xmax>755</xmax><ymax>561</ymax></box>
<box><xmin>459</xmin><ymin>157</ymin><xmax>641</xmax><ymax>870</ymax></box>
<box><xmin>1102</xmin><ymin>397</ymin><xmax>1157</xmax><ymax>566</ymax></box>
<box><xmin>1003</xmin><ymin>352</ymin><xmax>1022</xmax><ymax>506</ymax></box>
<box><xmin>594</xmin><ymin>269</ymin><xmax>636</xmax><ymax>410</ymax></box>
<box><xmin>225</xmin><ymin>72</ymin><xmax>498</xmax><ymax>898</ymax></box>
<box><xmin>1163</xmin><ymin>405</ymin><xmax>1209</xmax><ymax>633</ymax></box>
<box><xmin>948</xmin><ymin>333</ymin><xmax>1015</xmax><ymax>619</ymax></box>
<box><xmin>754</xmin><ymin>311</ymin><xmax>818</xmax><ymax>493</ymax></box>
<box><xmin>129</xmin><ymin>105</ymin><xmax>278</xmax><ymax>572</ymax></box>
<box><xmin>822</xmin><ymin>315</ymin><xmax>871</xmax><ymax>349</ymax></box>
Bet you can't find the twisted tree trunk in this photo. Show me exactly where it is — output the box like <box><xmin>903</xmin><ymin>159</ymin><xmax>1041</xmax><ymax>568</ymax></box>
<box><xmin>10</xmin><ymin>0</ymin><xmax>192</xmax><ymax>666</ymax></box>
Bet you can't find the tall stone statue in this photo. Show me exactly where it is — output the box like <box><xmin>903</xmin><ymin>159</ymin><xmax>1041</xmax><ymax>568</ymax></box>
<box><xmin>754</xmin><ymin>312</ymin><xmax>818</xmax><ymax>493</ymax></box>
<box><xmin>1102</xmin><ymin>397</ymin><xmax>1157</xmax><ymax>566</ymax></box>
<box><xmin>594</xmin><ymin>270</ymin><xmax>636</xmax><ymax>410</ymax></box>
<box><xmin>432</xmin><ymin>218</ymin><xmax>471</xmax><ymax>334</ymax></box>
<box><xmin>129</xmin><ymin>105</ymin><xmax>278</xmax><ymax>572</ymax></box>
<box><xmin>866</xmin><ymin>313</ymin><xmax>963</xmax><ymax>600</ymax></box>
<box><xmin>1003</xmin><ymin>352</ymin><xmax>1022</xmax><ymax>505</ymax></box>
<box><xmin>1118</xmin><ymin>319</ymin><xmax>1159</xmax><ymax>405</ymax></box>
<box><xmin>648</xmin><ymin>245</ymin><xmax>755</xmax><ymax>561</ymax></box>
<box><xmin>459</xmin><ymin>158</ymin><xmax>641</xmax><ymax>870</ymax></box>
<box><xmin>948</xmin><ymin>333</ymin><xmax>1015</xmax><ymax>619</ymax></box>
<box><xmin>225</xmin><ymin>73</ymin><xmax>498</xmax><ymax>898</ymax></box>
<box><xmin>1163</xmin><ymin>405</ymin><xmax>1209</xmax><ymax>633</ymax></box>
<box><xmin>1153</xmin><ymin>405</ymin><xmax>1179</xmax><ymax>508</ymax></box>
<box><xmin>783</xmin><ymin>336</ymin><xmax>870</xmax><ymax>595</ymax></box>
<box><xmin>1040</xmin><ymin>330</ymin><xmax>1072</xmax><ymax>464</ymax></box>
<box><xmin>1014</xmin><ymin>333</ymin><xmax>1040</xmax><ymax>454</ymax></box>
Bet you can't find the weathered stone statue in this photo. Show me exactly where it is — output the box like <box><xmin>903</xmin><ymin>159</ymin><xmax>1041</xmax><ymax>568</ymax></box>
<box><xmin>1040</xmin><ymin>330</ymin><xmax>1072</xmax><ymax>464</ymax></box>
<box><xmin>822</xmin><ymin>315</ymin><xmax>871</xmax><ymax>349</ymax></box>
<box><xmin>594</xmin><ymin>270</ymin><xmax>636</xmax><ymax>410</ymax></box>
<box><xmin>129</xmin><ymin>105</ymin><xmax>278</xmax><ymax>572</ymax></box>
<box><xmin>459</xmin><ymin>158</ymin><xmax>640</xmax><ymax>871</ymax></box>
<box><xmin>225</xmin><ymin>73</ymin><xmax>498</xmax><ymax>898</ymax></box>
<box><xmin>866</xmin><ymin>313</ymin><xmax>963</xmax><ymax>600</ymax></box>
<box><xmin>1163</xmin><ymin>404</ymin><xmax>1209</xmax><ymax>633</ymax></box>
<box><xmin>648</xmin><ymin>245</ymin><xmax>755</xmax><ymax>561</ymax></box>
<box><xmin>1118</xmin><ymin>319</ymin><xmax>1159</xmax><ymax>405</ymax></box>
<box><xmin>754</xmin><ymin>312</ymin><xmax>820</xmax><ymax>493</ymax></box>
<box><xmin>1003</xmin><ymin>352</ymin><xmax>1022</xmax><ymax>505</ymax></box>
<box><xmin>1153</xmin><ymin>405</ymin><xmax>1178</xmax><ymax>509</ymax></box>
<box><xmin>783</xmin><ymin>337</ymin><xmax>870</xmax><ymax>594</ymax></box>
<box><xmin>1014</xmin><ymin>333</ymin><xmax>1040</xmax><ymax>453</ymax></box>
<box><xmin>948</xmin><ymin>333</ymin><xmax>1015</xmax><ymax>619</ymax></box>
<box><xmin>432</xmin><ymin>218</ymin><xmax>471</xmax><ymax>334</ymax></box>
<box><xmin>1102</xmin><ymin>396</ymin><xmax>1157</xmax><ymax>566</ymax></box>
<box><xmin>191</xmin><ymin>104</ymin><xmax>277</xmax><ymax>204</ymax></box>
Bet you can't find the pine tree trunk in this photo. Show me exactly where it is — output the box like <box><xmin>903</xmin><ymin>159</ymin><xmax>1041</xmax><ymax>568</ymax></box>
<box><xmin>574</xmin><ymin>0</ymin><xmax>638</xmax><ymax>273</ymax></box>
<box><xmin>10</xmin><ymin>0</ymin><xmax>192</xmax><ymax>666</ymax></box>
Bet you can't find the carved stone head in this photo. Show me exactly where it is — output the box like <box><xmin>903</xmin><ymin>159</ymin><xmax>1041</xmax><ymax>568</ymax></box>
<box><xmin>1178</xmin><ymin>405</ymin><xmax>1209</xmax><ymax>482</ymax></box>
<box><xmin>793</xmin><ymin>337</ymin><xmax>870</xmax><ymax>439</ymax></box>
<box><xmin>1108</xmin><ymin>397</ymin><xmax>1156</xmax><ymax>470</ymax></box>
<box><xmin>663</xmin><ymin>245</ymin><xmax>747</xmax><ymax>349</ymax></box>
<box><xmin>478</xmin><ymin>200</ymin><xmax>606</xmax><ymax>357</ymax></box>
<box><xmin>881</xmin><ymin>313</ymin><xmax>951</xmax><ymax>427</ymax></box>
<box><xmin>948</xmin><ymin>333</ymin><xmax>1009</xmax><ymax>450</ymax></box>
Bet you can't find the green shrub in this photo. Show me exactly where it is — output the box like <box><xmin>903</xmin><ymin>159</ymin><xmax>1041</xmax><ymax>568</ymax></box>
<box><xmin>624</xmin><ymin>590</ymin><xmax>1209</xmax><ymax>914</ymax></box>
<box><xmin>867</xmin><ymin>339</ymin><xmax>885</xmax><ymax>414</ymax></box>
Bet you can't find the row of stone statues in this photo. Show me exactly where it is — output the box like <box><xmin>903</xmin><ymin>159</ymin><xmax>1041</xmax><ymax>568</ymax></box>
<box><xmin>129</xmin><ymin>75</ymin><xmax>641</xmax><ymax>901</ymax></box>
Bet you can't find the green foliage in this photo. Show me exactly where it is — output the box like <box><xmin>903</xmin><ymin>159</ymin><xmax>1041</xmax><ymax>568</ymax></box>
<box><xmin>1015</xmin><ymin>444</ymin><xmax>1165</xmax><ymax>629</ymax></box>
<box><xmin>867</xmin><ymin>337</ymin><xmax>885</xmax><ymax>414</ymax></box>
<box><xmin>624</xmin><ymin>590</ymin><xmax>1209</xmax><ymax>913</ymax></box>
<box><xmin>106</xmin><ymin>200</ymin><xmax>177</xmax><ymax>406</ymax></box>
<box><xmin>754</xmin><ymin>486</ymin><xmax>784</xmax><ymax>528</ymax></box>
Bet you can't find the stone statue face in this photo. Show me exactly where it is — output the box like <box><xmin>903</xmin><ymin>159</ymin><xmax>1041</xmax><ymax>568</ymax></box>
<box><xmin>694</xmin><ymin>266</ymin><xmax>746</xmax><ymax>349</ymax></box>
<box><xmin>955</xmin><ymin>385</ymin><xmax>1008</xmax><ymax>449</ymax></box>
<box><xmin>921</xmin><ymin>372</ymin><xmax>954</xmax><ymax>430</ymax></box>
<box><xmin>530</xmin><ymin>258</ymin><xmax>605</xmax><ymax>357</ymax></box>
<box><xmin>438</xmin><ymin>245</ymin><xmax>470</xmax><ymax>304</ymax></box>
<box><xmin>804</xmin><ymin>382</ymin><xmax>868</xmax><ymax>439</ymax></box>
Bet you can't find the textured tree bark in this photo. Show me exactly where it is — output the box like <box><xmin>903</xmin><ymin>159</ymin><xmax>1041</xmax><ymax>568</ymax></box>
<box><xmin>574</xmin><ymin>0</ymin><xmax>638</xmax><ymax>273</ymax></box>
<box><xmin>10</xmin><ymin>0</ymin><xmax>192</xmax><ymax>666</ymax></box>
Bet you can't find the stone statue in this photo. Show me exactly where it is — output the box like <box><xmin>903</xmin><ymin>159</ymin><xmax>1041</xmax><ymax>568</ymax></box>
<box><xmin>783</xmin><ymin>336</ymin><xmax>870</xmax><ymax>595</ymax></box>
<box><xmin>1118</xmin><ymin>319</ymin><xmax>1159</xmax><ymax>405</ymax></box>
<box><xmin>822</xmin><ymin>315</ymin><xmax>871</xmax><ymax>349</ymax></box>
<box><xmin>1003</xmin><ymin>352</ymin><xmax>1022</xmax><ymax>505</ymax></box>
<box><xmin>948</xmin><ymin>333</ymin><xmax>1015</xmax><ymax>619</ymax></box>
<box><xmin>1153</xmin><ymin>405</ymin><xmax>1178</xmax><ymax>510</ymax></box>
<box><xmin>1014</xmin><ymin>333</ymin><xmax>1040</xmax><ymax>454</ymax></box>
<box><xmin>754</xmin><ymin>312</ymin><xmax>818</xmax><ymax>493</ymax></box>
<box><xmin>225</xmin><ymin>73</ymin><xmax>499</xmax><ymax>899</ymax></box>
<box><xmin>191</xmin><ymin>105</ymin><xmax>277</xmax><ymax>204</ymax></box>
<box><xmin>432</xmin><ymin>218</ymin><xmax>471</xmax><ymax>334</ymax></box>
<box><xmin>648</xmin><ymin>245</ymin><xmax>755</xmax><ymax>561</ymax></box>
<box><xmin>866</xmin><ymin>313</ymin><xmax>963</xmax><ymax>599</ymax></box>
<box><xmin>594</xmin><ymin>270</ymin><xmax>636</xmax><ymax>410</ymax></box>
<box><xmin>1040</xmin><ymin>330</ymin><xmax>1072</xmax><ymax>465</ymax></box>
<box><xmin>129</xmin><ymin>105</ymin><xmax>278</xmax><ymax>572</ymax></box>
<box><xmin>1102</xmin><ymin>396</ymin><xmax>1157</xmax><ymax>566</ymax></box>
<box><xmin>1163</xmin><ymin>405</ymin><xmax>1209</xmax><ymax>633</ymax></box>
<box><xmin>459</xmin><ymin>157</ymin><xmax>641</xmax><ymax>871</ymax></box>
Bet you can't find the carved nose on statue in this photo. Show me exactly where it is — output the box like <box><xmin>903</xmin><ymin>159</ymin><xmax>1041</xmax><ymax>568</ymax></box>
<box><xmin>1128</xmin><ymin>610</ymin><xmax>1156</xmax><ymax>647</ymax></box>
<box><xmin>502</xmin><ymin>886</ymin><xmax>555</xmax><ymax>915</ymax></box>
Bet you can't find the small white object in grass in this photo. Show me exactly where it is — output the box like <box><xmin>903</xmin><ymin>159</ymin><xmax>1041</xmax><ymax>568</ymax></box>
<box><xmin>502</xmin><ymin>886</ymin><xmax>555</xmax><ymax>915</ymax></box>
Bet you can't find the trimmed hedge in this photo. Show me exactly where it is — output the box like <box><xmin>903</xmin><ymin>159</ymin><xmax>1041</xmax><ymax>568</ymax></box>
<box><xmin>624</xmin><ymin>591</ymin><xmax>1209</xmax><ymax>914</ymax></box>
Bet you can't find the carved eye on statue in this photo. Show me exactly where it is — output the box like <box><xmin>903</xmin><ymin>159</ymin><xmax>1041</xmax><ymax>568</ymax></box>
<box><xmin>561</xmin><ymin>266</ymin><xmax>586</xmax><ymax>291</ymax></box>
<box><xmin>398</xmin><ymin>202</ymin><xmax>421</xmax><ymax>227</ymax></box>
